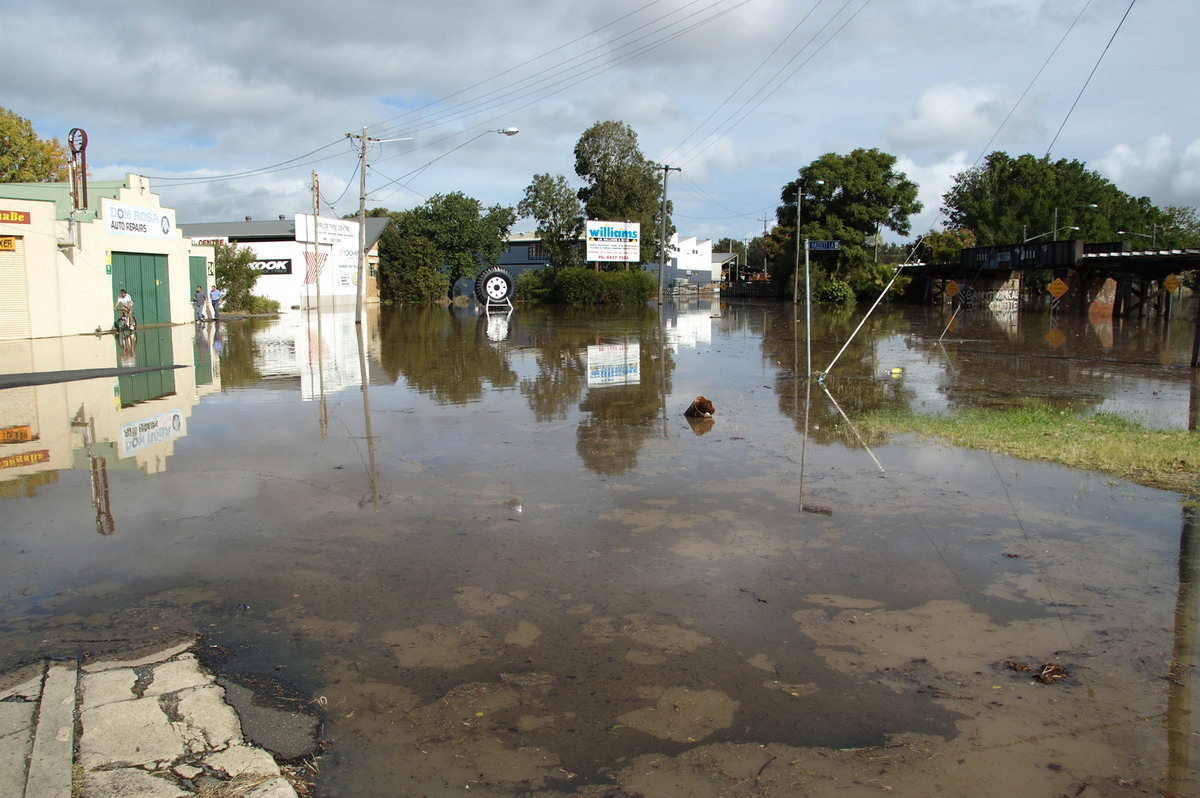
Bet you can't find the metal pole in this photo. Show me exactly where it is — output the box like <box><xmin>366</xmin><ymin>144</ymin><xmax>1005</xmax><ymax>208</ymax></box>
<box><xmin>805</xmin><ymin>238</ymin><xmax>812</xmax><ymax>377</ymax></box>
<box><xmin>356</xmin><ymin>126</ymin><xmax>368</xmax><ymax>325</ymax></box>
<box><xmin>793</xmin><ymin>192</ymin><xmax>802</xmax><ymax>304</ymax></box>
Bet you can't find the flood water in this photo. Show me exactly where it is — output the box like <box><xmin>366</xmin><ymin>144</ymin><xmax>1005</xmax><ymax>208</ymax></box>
<box><xmin>1</xmin><ymin>297</ymin><xmax>1198</xmax><ymax>797</ymax></box>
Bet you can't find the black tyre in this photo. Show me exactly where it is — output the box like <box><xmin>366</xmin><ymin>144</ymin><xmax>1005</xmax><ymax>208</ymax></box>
<box><xmin>474</xmin><ymin>266</ymin><xmax>516</xmax><ymax>304</ymax></box>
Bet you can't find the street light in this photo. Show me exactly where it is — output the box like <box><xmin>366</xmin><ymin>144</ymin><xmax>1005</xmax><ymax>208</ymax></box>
<box><xmin>1023</xmin><ymin>225</ymin><xmax>1078</xmax><ymax>243</ymax></box>
<box><xmin>1117</xmin><ymin>226</ymin><xmax>1158</xmax><ymax>248</ymax></box>
<box><xmin>793</xmin><ymin>178</ymin><xmax>824</xmax><ymax>304</ymax></box>
<box><xmin>1052</xmin><ymin>203</ymin><xmax>1098</xmax><ymax>241</ymax></box>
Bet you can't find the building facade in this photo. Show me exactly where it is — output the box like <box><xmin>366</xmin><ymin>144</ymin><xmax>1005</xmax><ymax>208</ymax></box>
<box><xmin>180</xmin><ymin>215</ymin><xmax>391</xmax><ymax>311</ymax></box>
<box><xmin>0</xmin><ymin>174</ymin><xmax>212</xmax><ymax>340</ymax></box>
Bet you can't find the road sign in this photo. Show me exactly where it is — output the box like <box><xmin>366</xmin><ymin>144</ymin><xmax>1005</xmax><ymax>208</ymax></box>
<box><xmin>1164</xmin><ymin>273</ymin><xmax>1180</xmax><ymax>293</ymax></box>
<box><xmin>1047</xmin><ymin>278</ymin><xmax>1069</xmax><ymax>299</ymax></box>
<box><xmin>807</xmin><ymin>240</ymin><xmax>840</xmax><ymax>250</ymax></box>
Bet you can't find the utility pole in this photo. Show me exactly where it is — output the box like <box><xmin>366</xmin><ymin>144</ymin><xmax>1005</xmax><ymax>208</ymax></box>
<box><xmin>656</xmin><ymin>164</ymin><xmax>680</xmax><ymax>303</ymax></box>
<box><xmin>347</xmin><ymin>127</ymin><xmax>372</xmax><ymax>325</ymax></box>
<box><xmin>758</xmin><ymin>214</ymin><xmax>771</xmax><ymax>277</ymax></box>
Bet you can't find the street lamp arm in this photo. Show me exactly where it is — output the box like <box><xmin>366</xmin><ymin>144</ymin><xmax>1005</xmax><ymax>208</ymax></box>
<box><xmin>1023</xmin><ymin>225</ymin><xmax>1078</xmax><ymax>243</ymax></box>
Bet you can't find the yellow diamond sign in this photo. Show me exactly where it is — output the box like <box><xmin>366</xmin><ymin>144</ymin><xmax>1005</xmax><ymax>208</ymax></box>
<box><xmin>1164</xmin><ymin>274</ymin><xmax>1180</xmax><ymax>294</ymax></box>
<box><xmin>1047</xmin><ymin>278</ymin><xmax>1069</xmax><ymax>299</ymax></box>
<box><xmin>945</xmin><ymin>280</ymin><xmax>960</xmax><ymax>298</ymax></box>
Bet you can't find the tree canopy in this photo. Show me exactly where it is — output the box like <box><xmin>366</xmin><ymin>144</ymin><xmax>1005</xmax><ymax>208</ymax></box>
<box><xmin>775</xmin><ymin>148</ymin><xmax>922</xmax><ymax>299</ymax></box>
<box><xmin>394</xmin><ymin>192</ymin><xmax>516</xmax><ymax>296</ymax></box>
<box><xmin>573</xmin><ymin>120</ymin><xmax>670</xmax><ymax>266</ymax></box>
<box><xmin>940</xmin><ymin>151</ymin><xmax>1171</xmax><ymax>246</ymax></box>
<box><xmin>0</xmin><ymin>106</ymin><xmax>69</xmax><ymax>183</ymax></box>
<box><xmin>518</xmin><ymin>173</ymin><xmax>585</xmax><ymax>270</ymax></box>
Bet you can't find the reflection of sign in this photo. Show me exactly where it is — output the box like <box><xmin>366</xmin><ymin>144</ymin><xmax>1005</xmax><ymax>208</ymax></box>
<box><xmin>0</xmin><ymin>210</ymin><xmax>31</xmax><ymax>224</ymax></box>
<box><xmin>0</xmin><ymin>237</ymin><xmax>14</xmax><ymax>251</ymax></box>
<box><xmin>1045</xmin><ymin>327</ymin><xmax>1066</xmax><ymax>348</ymax></box>
<box><xmin>586</xmin><ymin>221</ymin><xmax>640</xmax><ymax>262</ymax></box>
<box><xmin>587</xmin><ymin>343</ymin><xmax>640</xmax><ymax>387</ymax></box>
<box><xmin>252</xmin><ymin>259</ymin><xmax>293</xmax><ymax>275</ymax></box>
<box><xmin>1047</xmin><ymin>278</ymin><xmax>1069</xmax><ymax>299</ymax></box>
<box><xmin>119</xmin><ymin>410</ymin><xmax>185</xmax><ymax>457</ymax></box>
<box><xmin>807</xmin><ymin>240</ymin><xmax>840</xmax><ymax>251</ymax></box>
<box><xmin>1</xmin><ymin>425</ymin><xmax>33</xmax><ymax>443</ymax></box>
<box><xmin>1164</xmin><ymin>274</ymin><xmax>1180</xmax><ymax>294</ymax></box>
<box><xmin>0</xmin><ymin>450</ymin><xmax>49</xmax><ymax>469</ymax></box>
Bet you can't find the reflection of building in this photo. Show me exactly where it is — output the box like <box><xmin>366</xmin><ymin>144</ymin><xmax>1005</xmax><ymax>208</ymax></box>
<box><xmin>180</xmin><ymin>216</ymin><xmax>393</xmax><ymax>311</ymax></box>
<box><xmin>0</xmin><ymin>325</ymin><xmax>220</xmax><ymax>526</ymax></box>
<box><xmin>0</xmin><ymin>174</ymin><xmax>213</xmax><ymax>339</ymax></box>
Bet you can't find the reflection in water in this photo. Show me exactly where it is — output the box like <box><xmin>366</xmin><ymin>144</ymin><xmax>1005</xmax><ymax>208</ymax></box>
<box><xmin>1168</xmin><ymin>504</ymin><xmax>1200</xmax><ymax>792</ymax></box>
<box><xmin>1</xmin><ymin>299</ymin><xmax>1198</xmax><ymax>795</ymax></box>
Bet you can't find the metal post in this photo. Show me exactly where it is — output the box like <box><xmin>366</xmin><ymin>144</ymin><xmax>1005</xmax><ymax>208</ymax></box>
<box><xmin>805</xmin><ymin>238</ymin><xmax>812</xmax><ymax>377</ymax></box>
<box><xmin>356</xmin><ymin>126</ymin><xmax>368</xmax><ymax>325</ymax></box>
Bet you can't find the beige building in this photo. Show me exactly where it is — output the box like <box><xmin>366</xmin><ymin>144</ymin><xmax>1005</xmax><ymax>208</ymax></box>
<box><xmin>0</xmin><ymin>174</ymin><xmax>212</xmax><ymax>340</ymax></box>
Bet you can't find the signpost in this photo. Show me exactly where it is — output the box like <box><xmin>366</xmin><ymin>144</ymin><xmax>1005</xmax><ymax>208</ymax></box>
<box><xmin>803</xmin><ymin>240</ymin><xmax>839</xmax><ymax>377</ymax></box>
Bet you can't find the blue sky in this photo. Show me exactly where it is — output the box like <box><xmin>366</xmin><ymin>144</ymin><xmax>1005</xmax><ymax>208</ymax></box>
<box><xmin>6</xmin><ymin>0</ymin><xmax>1195</xmax><ymax>244</ymax></box>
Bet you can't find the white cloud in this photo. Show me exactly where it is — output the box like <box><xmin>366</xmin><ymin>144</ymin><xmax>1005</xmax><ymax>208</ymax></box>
<box><xmin>1092</xmin><ymin>135</ymin><xmax>1200</xmax><ymax>208</ymax></box>
<box><xmin>887</xmin><ymin>84</ymin><xmax>1042</xmax><ymax>153</ymax></box>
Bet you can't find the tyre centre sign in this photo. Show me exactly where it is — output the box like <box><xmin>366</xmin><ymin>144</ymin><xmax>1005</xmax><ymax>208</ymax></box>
<box><xmin>252</xmin><ymin>259</ymin><xmax>292</xmax><ymax>275</ymax></box>
<box><xmin>104</xmin><ymin>199</ymin><xmax>176</xmax><ymax>239</ymax></box>
<box><xmin>586</xmin><ymin>220</ymin><xmax>640</xmax><ymax>263</ymax></box>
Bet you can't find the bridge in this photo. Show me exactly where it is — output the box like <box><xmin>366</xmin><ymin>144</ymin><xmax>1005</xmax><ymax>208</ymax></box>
<box><xmin>910</xmin><ymin>239</ymin><xmax>1200</xmax><ymax>319</ymax></box>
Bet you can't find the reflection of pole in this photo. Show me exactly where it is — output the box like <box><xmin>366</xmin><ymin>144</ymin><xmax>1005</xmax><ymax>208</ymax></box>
<box><xmin>658</xmin><ymin>307</ymin><xmax>668</xmax><ymax>436</ymax></box>
<box><xmin>356</xmin><ymin>317</ymin><xmax>379</xmax><ymax>510</ymax></box>
<box><xmin>1166</xmin><ymin>503</ymin><xmax>1199</xmax><ymax>793</ymax></box>
<box><xmin>79</xmin><ymin>414</ymin><xmax>114</xmax><ymax>535</ymax></box>
<box><xmin>312</xmin><ymin>176</ymin><xmax>327</xmax><ymax>439</ymax></box>
<box><xmin>1190</xmin><ymin>370</ymin><xmax>1200</xmax><ymax>431</ymax></box>
<box><xmin>805</xmin><ymin>238</ymin><xmax>812</xmax><ymax>377</ymax></box>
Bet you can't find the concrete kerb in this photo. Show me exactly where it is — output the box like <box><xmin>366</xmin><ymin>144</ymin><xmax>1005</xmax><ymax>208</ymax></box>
<box><xmin>1</xmin><ymin>638</ymin><xmax>313</xmax><ymax>797</ymax></box>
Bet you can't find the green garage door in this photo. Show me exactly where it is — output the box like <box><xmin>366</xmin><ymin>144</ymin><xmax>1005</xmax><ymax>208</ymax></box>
<box><xmin>111</xmin><ymin>251</ymin><xmax>170</xmax><ymax>325</ymax></box>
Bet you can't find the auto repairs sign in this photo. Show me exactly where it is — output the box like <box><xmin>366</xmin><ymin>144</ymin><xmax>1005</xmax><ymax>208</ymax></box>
<box><xmin>586</xmin><ymin>221</ymin><xmax>640</xmax><ymax>263</ymax></box>
<box><xmin>104</xmin><ymin>199</ymin><xmax>175</xmax><ymax>238</ymax></box>
<box><xmin>120</xmin><ymin>410</ymin><xmax>185</xmax><ymax>457</ymax></box>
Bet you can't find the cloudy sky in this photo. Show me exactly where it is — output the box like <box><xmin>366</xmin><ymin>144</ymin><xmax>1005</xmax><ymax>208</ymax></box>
<box><xmin>7</xmin><ymin>0</ymin><xmax>1195</xmax><ymax>244</ymax></box>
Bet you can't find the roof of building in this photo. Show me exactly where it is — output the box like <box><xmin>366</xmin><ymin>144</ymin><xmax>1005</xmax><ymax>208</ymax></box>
<box><xmin>0</xmin><ymin>176</ymin><xmax>135</xmax><ymax>221</ymax></box>
<box><xmin>179</xmin><ymin>216</ymin><xmax>393</xmax><ymax>248</ymax></box>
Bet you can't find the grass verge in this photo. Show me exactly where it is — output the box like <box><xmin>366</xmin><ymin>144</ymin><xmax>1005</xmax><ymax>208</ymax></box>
<box><xmin>857</xmin><ymin>401</ymin><xmax>1199</xmax><ymax>499</ymax></box>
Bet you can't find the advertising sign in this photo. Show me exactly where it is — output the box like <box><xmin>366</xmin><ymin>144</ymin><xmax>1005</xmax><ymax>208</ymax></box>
<box><xmin>104</xmin><ymin>199</ymin><xmax>175</xmax><ymax>238</ymax></box>
<box><xmin>295</xmin><ymin>213</ymin><xmax>360</xmax><ymax>289</ymax></box>
<box><xmin>252</xmin><ymin>258</ymin><xmax>293</xmax><ymax>275</ymax></box>
<box><xmin>0</xmin><ymin>210</ymin><xmax>31</xmax><ymax>224</ymax></box>
<box><xmin>119</xmin><ymin>410</ymin><xmax>185</xmax><ymax>458</ymax></box>
<box><xmin>587</xmin><ymin>343</ymin><xmax>640</xmax><ymax>387</ymax></box>
<box><xmin>0</xmin><ymin>237</ymin><xmax>14</xmax><ymax>251</ymax></box>
<box><xmin>0</xmin><ymin>450</ymin><xmax>49</xmax><ymax>469</ymax></box>
<box><xmin>586</xmin><ymin>221</ymin><xmax>640</xmax><ymax>263</ymax></box>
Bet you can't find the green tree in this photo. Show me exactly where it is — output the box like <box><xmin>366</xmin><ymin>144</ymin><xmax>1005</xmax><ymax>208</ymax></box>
<box><xmin>518</xmin><ymin>173</ymin><xmax>585</xmax><ymax>270</ymax></box>
<box><xmin>394</xmin><ymin>235</ymin><xmax>449</xmax><ymax>303</ymax></box>
<box><xmin>0</xmin><ymin>107</ymin><xmax>68</xmax><ymax>182</ymax></box>
<box><xmin>914</xmin><ymin>228</ymin><xmax>977</xmax><ymax>264</ymax></box>
<box><xmin>397</xmin><ymin>192</ymin><xmax>516</xmax><ymax>296</ymax></box>
<box><xmin>573</xmin><ymin>121</ymin><xmax>669</xmax><ymax>266</ymax></box>
<box><xmin>941</xmin><ymin>152</ymin><xmax>1162</xmax><ymax>245</ymax></box>
<box><xmin>777</xmin><ymin>148</ymin><xmax>922</xmax><ymax>299</ymax></box>
<box><xmin>213</xmin><ymin>241</ymin><xmax>259</xmax><ymax>310</ymax></box>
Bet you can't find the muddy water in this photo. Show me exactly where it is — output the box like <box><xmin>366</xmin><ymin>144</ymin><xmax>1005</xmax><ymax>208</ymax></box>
<box><xmin>1</xmin><ymin>299</ymin><xmax>1198</xmax><ymax>796</ymax></box>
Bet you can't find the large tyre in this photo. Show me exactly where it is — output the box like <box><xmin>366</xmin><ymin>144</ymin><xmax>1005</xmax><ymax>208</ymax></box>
<box><xmin>475</xmin><ymin>266</ymin><xmax>516</xmax><ymax>304</ymax></box>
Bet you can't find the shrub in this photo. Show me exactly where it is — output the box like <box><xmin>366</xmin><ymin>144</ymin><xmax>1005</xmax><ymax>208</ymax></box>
<box><xmin>519</xmin><ymin>267</ymin><xmax>656</xmax><ymax>307</ymax></box>
<box><xmin>816</xmin><ymin>277</ymin><xmax>855</xmax><ymax>304</ymax></box>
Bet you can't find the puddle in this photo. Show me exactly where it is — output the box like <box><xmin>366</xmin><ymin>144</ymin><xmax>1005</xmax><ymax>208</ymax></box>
<box><xmin>0</xmin><ymin>300</ymin><xmax>1197</xmax><ymax>796</ymax></box>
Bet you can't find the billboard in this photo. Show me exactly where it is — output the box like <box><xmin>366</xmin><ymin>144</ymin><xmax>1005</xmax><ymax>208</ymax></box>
<box><xmin>586</xmin><ymin>221</ymin><xmax>640</xmax><ymax>263</ymax></box>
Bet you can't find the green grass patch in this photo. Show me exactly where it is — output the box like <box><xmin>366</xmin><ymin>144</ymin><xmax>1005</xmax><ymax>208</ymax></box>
<box><xmin>857</xmin><ymin>400</ymin><xmax>1200</xmax><ymax>498</ymax></box>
